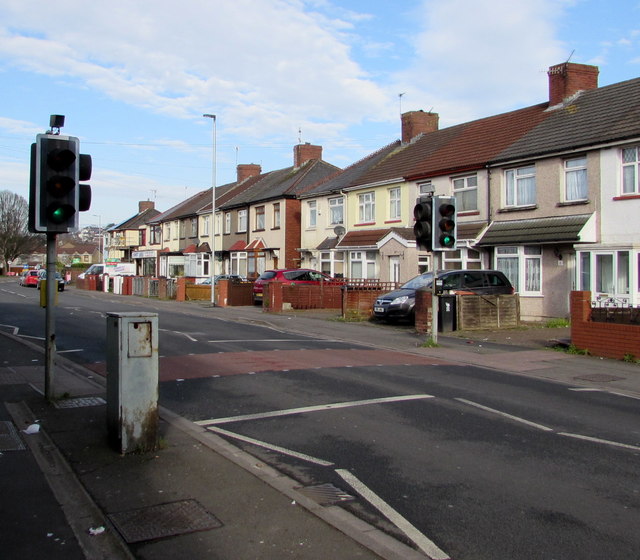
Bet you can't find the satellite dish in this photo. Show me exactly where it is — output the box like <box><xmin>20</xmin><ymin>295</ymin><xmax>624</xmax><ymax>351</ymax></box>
<box><xmin>333</xmin><ymin>225</ymin><xmax>346</xmax><ymax>237</ymax></box>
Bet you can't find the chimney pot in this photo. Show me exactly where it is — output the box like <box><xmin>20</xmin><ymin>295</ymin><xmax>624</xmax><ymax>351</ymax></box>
<box><xmin>237</xmin><ymin>163</ymin><xmax>261</xmax><ymax>183</ymax></box>
<box><xmin>139</xmin><ymin>200</ymin><xmax>155</xmax><ymax>213</ymax></box>
<box><xmin>548</xmin><ymin>62</ymin><xmax>599</xmax><ymax>106</ymax></box>
<box><xmin>294</xmin><ymin>143</ymin><xmax>322</xmax><ymax>167</ymax></box>
<box><xmin>401</xmin><ymin>110</ymin><xmax>439</xmax><ymax>144</ymax></box>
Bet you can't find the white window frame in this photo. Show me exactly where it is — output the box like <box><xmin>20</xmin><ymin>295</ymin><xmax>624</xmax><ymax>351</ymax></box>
<box><xmin>389</xmin><ymin>187</ymin><xmax>401</xmax><ymax>220</ymax></box>
<box><xmin>622</xmin><ymin>146</ymin><xmax>640</xmax><ymax>194</ymax></box>
<box><xmin>224</xmin><ymin>212</ymin><xmax>231</xmax><ymax>234</ymax></box>
<box><xmin>255</xmin><ymin>206</ymin><xmax>265</xmax><ymax>230</ymax></box>
<box><xmin>202</xmin><ymin>215</ymin><xmax>210</xmax><ymax>236</ymax></box>
<box><xmin>358</xmin><ymin>192</ymin><xmax>375</xmax><ymax>223</ymax></box>
<box><xmin>329</xmin><ymin>197</ymin><xmax>344</xmax><ymax>225</ymax></box>
<box><xmin>308</xmin><ymin>200</ymin><xmax>317</xmax><ymax>228</ymax></box>
<box><xmin>238</xmin><ymin>209</ymin><xmax>247</xmax><ymax>233</ymax></box>
<box><xmin>349</xmin><ymin>250</ymin><xmax>377</xmax><ymax>279</ymax></box>
<box><xmin>452</xmin><ymin>174</ymin><xmax>478</xmax><ymax>212</ymax></box>
<box><xmin>495</xmin><ymin>245</ymin><xmax>542</xmax><ymax>295</ymax></box>
<box><xmin>273</xmin><ymin>203</ymin><xmax>281</xmax><ymax>229</ymax></box>
<box><xmin>505</xmin><ymin>165</ymin><xmax>536</xmax><ymax>207</ymax></box>
<box><xmin>564</xmin><ymin>156</ymin><xmax>588</xmax><ymax>201</ymax></box>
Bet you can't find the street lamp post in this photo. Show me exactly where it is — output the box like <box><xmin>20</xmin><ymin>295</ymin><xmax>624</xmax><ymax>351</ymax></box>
<box><xmin>203</xmin><ymin>113</ymin><xmax>217</xmax><ymax>305</ymax></box>
<box><xmin>92</xmin><ymin>214</ymin><xmax>102</xmax><ymax>261</ymax></box>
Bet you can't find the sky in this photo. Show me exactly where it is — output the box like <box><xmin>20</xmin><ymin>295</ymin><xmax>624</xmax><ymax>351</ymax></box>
<box><xmin>1</xmin><ymin>0</ymin><xmax>639</xmax><ymax>228</ymax></box>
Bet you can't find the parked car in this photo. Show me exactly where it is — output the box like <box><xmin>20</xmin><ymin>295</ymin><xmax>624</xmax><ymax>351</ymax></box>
<box><xmin>201</xmin><ymin>274</ymin><xmax>246</xmax><ymax>285</ymax></box>
<box><xmin>373</xmin><ymin>269</ymin><xmax>514</xmax><ymax>322</ymax></box>
<box><xmin>36</xmin><ymin>270</ymin><xmax>65</xmax><ymax>292</ymax></box>
<box><xmin>253</xmin><ymin>269</ymin><xmax>336</xmax><ymax>304</ymax></box>
<box><xmin>19</xmin><ymin>269</ymin><xmax>40</xmax><ymax>288</ymax></box>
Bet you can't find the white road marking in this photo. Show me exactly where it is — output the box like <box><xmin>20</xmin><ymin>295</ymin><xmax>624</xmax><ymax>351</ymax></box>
<box><xmin>455</xmin><ymin>398</ymin><xmax>553</xmax><ymax>432</ymax></box>
<box><xmin>569</xmin><ymin>387</ymin><xmax>640</xmax><ymax>401</ymax></box>
<box><xmin>205</xmin><ymin>425</ymin><xmax>334</xmax><ymax>466</ymax></box>
<box><xmin>336</xmin><ymin>469</ymin><xmax>450</xmax><ymax>560</ymax></box>
<box><xmin>558</xmin><ymin>432</ymin><xmax>640</xmax><ymax>451</ymax></box>
<box><xmin>206</xmin><ymin>338</ymin><xmax>343</xmax><ymax>343</ymax></box>
<box><xmin>57</xmin><ymin>349</ymin><xmax>83</xmax><ymax>354</ymax></box>
<box><xmin>195</xmin><ymin>394</ymin><xmax>435</xmax><ymax>426</ymax></box>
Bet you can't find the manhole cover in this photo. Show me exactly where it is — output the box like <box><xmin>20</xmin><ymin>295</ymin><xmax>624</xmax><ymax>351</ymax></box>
<box><xmin>297</xmin><ymin>483</ymin><xmax>355</xmax><ymax>506</ymax></box>
<box><xmin>108</xmin><ymin>499</ymin><xmax>222</xmax><ymax>543</ymax></box>
<box><xmin>54</xmin><ymin>397</ymin><xmax>106</xmax><ymax>409</ymax></box>
<box><xmin>0</xmin><ymin>421</ymin><xmax>26</xmax><ymax>451</ymax></box>
<box><xmin>574</xmin><ymin>374</ymin><xmax>625</xmax><ymax>383</ymax></box>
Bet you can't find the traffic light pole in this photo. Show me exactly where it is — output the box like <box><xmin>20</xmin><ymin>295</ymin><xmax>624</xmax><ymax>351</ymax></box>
<box><xmin>431</xmin><ymin>253</ymin><xmax>439</xmax><ymax>344</ymax></box>
<box><xmin>45</xmin><ymin>232</ymin><xmax>57</xmax><ymax>401</ymax></box>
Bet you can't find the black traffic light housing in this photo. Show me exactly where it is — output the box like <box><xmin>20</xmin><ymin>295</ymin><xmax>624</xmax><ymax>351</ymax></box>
<box><xmin>413</xmin><ymin>195</ymin><xmax>433</xmax><ymax>251</ymax></box>
<box><xmin>29</xmin><ymin>133</ymin><xmax>92</xmax><ymax>234</ymax></box>
<box><xmin>433</xmin><ymin>195</ymin><xmax>457</xmax><ymax>251</ymax></box>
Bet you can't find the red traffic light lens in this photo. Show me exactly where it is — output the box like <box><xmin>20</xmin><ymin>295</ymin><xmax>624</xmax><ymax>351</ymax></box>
<box><xmin>47</xmin><ymin>148</ymin><xmax>76</xmax><ymax>172</ymax></box>
<box><xmin>438</xmin><ymin>203</ymin><xmax>455</xmax><ymax>217</ymax></box>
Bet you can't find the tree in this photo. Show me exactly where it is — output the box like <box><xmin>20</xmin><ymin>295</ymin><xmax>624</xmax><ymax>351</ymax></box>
<box><xmin>0</xmin><ymin>190</ymin><xmax>41</xmax><ymax>272</ymax></box>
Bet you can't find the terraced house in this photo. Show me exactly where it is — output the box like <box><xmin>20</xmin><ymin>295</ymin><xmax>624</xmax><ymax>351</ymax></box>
<box><xmin>297</xmin><ymin>62</ymin><xmax>640</xmax><ymax>320</ymax></box>
<box><xmin>120</xmin><ymin>61</ymin><xmax>640</xmax><ymax>321</ymax></box>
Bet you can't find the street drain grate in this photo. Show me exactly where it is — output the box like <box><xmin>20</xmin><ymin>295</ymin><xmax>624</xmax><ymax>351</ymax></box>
<box><xmin>53</xmin><ymin>397</ymin><xmax>106</xmax><ymax>409</ymax></box>
<box><xmin>108</xmin><ymin>499</ymin><xmax>222</xmax><ymax>543</ymax></box>
<box><xmin>0</xmin><ymin>421</ymin><xmax>26</xmax><ymax>451</ymax></box>
<box><xmin>574</xmin><ymin>373</ymin><xmax>625</xmax><ymax>383</ymax></box>
<box><xmin>297</xmin><ymin>483</ymin><xmax>355</xmax><ymax>506</ymax></box>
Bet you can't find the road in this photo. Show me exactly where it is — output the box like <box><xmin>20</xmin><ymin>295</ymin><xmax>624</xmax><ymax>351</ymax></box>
<box><xmin>2</xmin><ymin>279</ymin><xmax>640</xmax><ymax>560</ymax></box>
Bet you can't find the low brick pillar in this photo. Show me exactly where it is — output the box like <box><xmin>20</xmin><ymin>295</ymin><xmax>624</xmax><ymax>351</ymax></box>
<box><xmin>217</xmin><ymin>279</ymin><xmax>230</xmax><ymax>307</ymax></box>
<box><xmin>265</xmin><ymin>282</ymin><xmax>283</xmax><ymax>313</ymax></box>
<box><xmin>414</xmin><ymin>288</ymin><xmax>433</xmax><ymax>334</ymax></box>
<box><xmin>123</xmin><ymin>276</ymin><xmax>133</xmax><ymax>296</ymax></box>
<box><xmin>176</xmin><ymin>277</ymin><xmax>187</xmax><ymax>301</ymax></box>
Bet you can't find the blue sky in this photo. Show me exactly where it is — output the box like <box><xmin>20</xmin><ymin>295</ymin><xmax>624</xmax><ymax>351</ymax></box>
<box><xmin>1</xmin><ymin>0</ymin><xmax>639</xmax><ymax>227</ymax></box>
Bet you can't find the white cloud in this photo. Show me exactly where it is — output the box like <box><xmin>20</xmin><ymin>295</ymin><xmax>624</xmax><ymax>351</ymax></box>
<box><xmin>0</xmin><ymin>0</ymin><xmax>391</xmax><ymax>137</ymax></box>
<box><xmin>391</xmin><ymin>0</ymin><xmax>570</xmax><ymax>126</ymax></box>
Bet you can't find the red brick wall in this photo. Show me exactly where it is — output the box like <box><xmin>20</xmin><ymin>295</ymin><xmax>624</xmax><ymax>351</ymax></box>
<box><xmin>414</xmin><ymin>289</ymin><xmax>433</xmax><ymax>334</ymax></box>
<box><xmin>571</xmin><ymin>291</ymin><xmax>640</xmax><ymax>360</ymax></box>
<box><xmin>548</xmin><ymin>63</ymin><xmax>598</xmax><ymax>105</ymax></box>
<box><xmin>283</xmin><ymin>199</ymin><xmax>301</xmax><ymax>268</ymax></box>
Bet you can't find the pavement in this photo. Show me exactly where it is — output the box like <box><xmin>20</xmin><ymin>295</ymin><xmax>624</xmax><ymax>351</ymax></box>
<box><xmin>1</xmin><ymin>291</ymin><xmax>640</xmax><ymax>560</ymax></box>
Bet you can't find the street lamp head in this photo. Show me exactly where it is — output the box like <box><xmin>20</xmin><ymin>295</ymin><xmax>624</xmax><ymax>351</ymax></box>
<box><xmin>203</xmin><ymin>113</ymin><xmax>216</xmax><ymax>120</ymax></box>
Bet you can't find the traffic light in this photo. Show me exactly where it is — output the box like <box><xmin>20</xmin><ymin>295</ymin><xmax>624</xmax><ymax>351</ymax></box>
<box><xmin>413</xmin><ymin>195</ymin><xmax>433</xmax><ymax>251</ymax></box>
<box><xmin>29</xmin><ymin>133</ymin><xmax>92</xmax><ymax>234</ymax></box>
<box><xmin>433</xmin><ymin>195</ymin><xmax>457</xmax><ymax>251</ymax></box>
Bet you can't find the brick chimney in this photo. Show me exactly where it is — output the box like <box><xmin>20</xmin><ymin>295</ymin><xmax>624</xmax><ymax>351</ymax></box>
<box><xmin>294</xmin><ymin>143</ymin><xmax>322</xmax><ymax>168</ymax></box>
<box><xmin>139</xmin><ymin>200</ymin><xmax>155</xmax><ymax>213</ymax></box>
<box><xmin>402</xmin><ymin>110</ymin><xmax>439</xmax><ymax>144</ymax></box>
<box><xmin>548</xmin><ymin>62</ymin><xmax>599</xmax><ymax>106</ymax></box>
<box><xmin>237</xmin><ymin>163</ymin><xmax>261</xmax><ymax>183</ymax></box>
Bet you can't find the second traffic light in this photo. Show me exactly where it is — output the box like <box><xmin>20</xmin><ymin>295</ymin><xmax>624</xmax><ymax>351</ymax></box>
<box><xmin>413</xmin><ymin>195</ymin><xmax>433</xmax><ymax>251</ymax></box>
<box><xmin>29</xmin><ymin>133</ymin><xmax>92</xmax><ymax>234</ymax></box>
<box><xmin>433</xmin><ymin>195</ymin><xmax>457</xmax><ymax>251</ymax></box>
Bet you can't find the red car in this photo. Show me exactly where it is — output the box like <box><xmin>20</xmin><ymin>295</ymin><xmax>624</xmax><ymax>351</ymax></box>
<box><xmin>253</xmin><ymin>269</ymin><xmax>336</xmax><ymax>304</ymax></box>
<box><xmin>19</xmin><ymin>270</ymin><xmax>40</xmax><ymax>287</ymax></box>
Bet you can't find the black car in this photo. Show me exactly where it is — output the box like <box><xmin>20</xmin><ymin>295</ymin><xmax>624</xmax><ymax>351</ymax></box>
<box><xmin>36</xmin><ymin>270</ymin><xmax>65</xmax><ymax>292</ymax></box>
<box><xmin>373</xmin><ymin>269</ymin><xmax>514</xmax><ymax>322</ymax></box>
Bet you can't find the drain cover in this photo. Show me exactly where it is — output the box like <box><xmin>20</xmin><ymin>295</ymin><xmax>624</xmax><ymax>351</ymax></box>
<box><xmin>108</xmin><ymin>499</ymin><xmax>222</xmax><ymax>543</ymax></box>
<box><xmin>574</xmin><ymin>374</ymin><xmax>624</xmax><ymax>383</ymax></box>
<box><xmin>0</xmin><ymin>421</ymin><xmax>25</xmax><ymax>451</ymax></box>
<box><xmin>54</xmin><ymin>397</ymin><xmax>106</xmax><ymax>409</ymax></box>
<box><xmin>297</xmin><ymin>483</ymin><xmax>355</xmax><ymax>506</ymax></box>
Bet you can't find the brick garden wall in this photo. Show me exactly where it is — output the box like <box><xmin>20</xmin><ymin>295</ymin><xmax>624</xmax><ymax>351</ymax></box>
<box><xmin>571</xmin><ymin>291</ymin><xmax>640</xmax><ymax>360</ymax></box>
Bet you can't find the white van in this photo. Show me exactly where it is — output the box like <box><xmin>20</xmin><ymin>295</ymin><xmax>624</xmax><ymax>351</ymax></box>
<box><xmin>78</xmin><ymin>262</ymin><xmax>136</xmax><ymax>279</ymax></box>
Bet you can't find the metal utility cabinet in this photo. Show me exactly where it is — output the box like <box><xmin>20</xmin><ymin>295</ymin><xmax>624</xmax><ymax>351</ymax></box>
<box><xmin>106</xmin><ymin>312</ymin><xmax>159</xmax><ymax>454</ymax></box>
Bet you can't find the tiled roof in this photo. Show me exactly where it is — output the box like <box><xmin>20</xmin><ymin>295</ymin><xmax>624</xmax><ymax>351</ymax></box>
<box><xmin>493</xmin><ymin>77</ymin><xmax>640</xmax><ymax>162</ymax></box>
<box><xmin>336</xmin><ymin>227</ymin><xmax>413</xmax><ymax>248</ymax></box>
<box><xmin>476</xmin><ymin>214</ymin><xmax>592</xmax><ymax>245</ymax></box>
<box><xmin>358</xmin><ymin>104</ymin><xmax>550</xmax><ymax>185</ymax></box>
<box><xmin>112</xmin><ymin>207</ymin><xmax>162</xmax><ymax>230</ymax></box>
<box><xmin>300</xmin><ymin>141</ymin><xmax>402</xmax><ymax>196</ymax></box>
<box><xmin>221</xmin><ymin>160</ymin><xmax>340</xmax><ymax>208</ymax></box>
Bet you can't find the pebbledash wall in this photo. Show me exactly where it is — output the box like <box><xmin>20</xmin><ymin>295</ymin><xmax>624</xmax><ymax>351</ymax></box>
<box><xmin>571</xmin><ymin>291</ymin><xmax>640</xmax><ymax>360</ymax></box>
